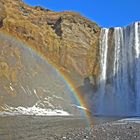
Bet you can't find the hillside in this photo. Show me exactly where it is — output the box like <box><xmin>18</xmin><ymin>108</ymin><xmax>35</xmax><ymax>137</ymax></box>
<box><xmin>0</xmin><ymin>0</ymin><xmax>101</xmax><ymax>86</ymax></box>
<box><xmin>0</xmin><ymin>0</ymin><xmax>101</xmax><ymax>115</ymax></box>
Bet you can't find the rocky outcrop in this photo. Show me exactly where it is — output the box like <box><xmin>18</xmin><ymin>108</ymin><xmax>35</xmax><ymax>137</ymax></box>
<box><xmin>0</xmin><ymin>1</ymin><xmax>7</xmax><ymax>27</ymax></box>
<box><xmin>0</xmin><ymin>0</ymin><xmax>101</xmax><ymax>87</ymax></box>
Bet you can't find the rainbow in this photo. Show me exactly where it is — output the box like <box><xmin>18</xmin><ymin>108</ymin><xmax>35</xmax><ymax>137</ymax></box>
<box><xmin>0</xmin><ymin>31</ymin><xmax>93</xmax><ymax>125</ymax></box>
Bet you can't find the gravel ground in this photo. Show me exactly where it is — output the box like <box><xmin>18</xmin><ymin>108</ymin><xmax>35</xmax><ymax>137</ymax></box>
<box><xmin>0</xmin><ymin>116</ymin><xmax>139</xmax><ymax>140</ymax></box>
<box><xmin>57</xmin><ymin>122</ymin><xmax>140</xmax><ymax>140</ymax></box>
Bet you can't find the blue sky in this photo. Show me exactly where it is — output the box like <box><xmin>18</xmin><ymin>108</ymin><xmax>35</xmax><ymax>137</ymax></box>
<box><xmin>23</xmin><ymin>0</ymin><xmax>140</xmax><ymax>28</ymax></box>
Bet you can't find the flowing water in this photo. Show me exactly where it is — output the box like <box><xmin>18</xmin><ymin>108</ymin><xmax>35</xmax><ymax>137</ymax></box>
<box><xmin>97</xmin><ymin>22</ymin><xmax>140</xmax><ymax>116</ymax></box>
<box><xmin>0</xmin><ymin>22</ymin><xmax>140</xmax><ymax>139</ymax></box>
<box><xmin>98</xmin><ymin>28</ymin><xmax>109</xmax><ymax>113</ymax></box>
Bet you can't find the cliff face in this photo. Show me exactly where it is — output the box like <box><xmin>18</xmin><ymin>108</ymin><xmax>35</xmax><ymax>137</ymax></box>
<box><xmin>0</xmin><ymin>32</ymin><xmax>81</xmax><ymax>114</ymax></box>
<box><xmin>0</xmin><ymin>0</ymin><xmax>101</xmax><ymax>115</ymax></box>
<box><xmin>1</xmin><ymin>0</ymin><xmax>139</xmax><ymax>117</ymax></box>
<box><xmin>0</xmin><ymin>0</ymin><xmax>101</xmax><ymax>86</ymax></box>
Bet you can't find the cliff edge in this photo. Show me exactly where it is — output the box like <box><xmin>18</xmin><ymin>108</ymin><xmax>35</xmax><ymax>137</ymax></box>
<box><xmin>0</xmin><ymin>0</ymin><xmax>101</xmax><ymax>86</ymax></box>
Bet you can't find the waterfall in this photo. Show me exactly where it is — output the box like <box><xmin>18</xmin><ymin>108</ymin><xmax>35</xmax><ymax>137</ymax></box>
<box><xmin>97</xmin><ymin>22</ymin><xmax>140</xmax><ymax>116</ymax></box>
<box><xmin>134</xmin><ymin>22</ymin><xmax>140</xmax><ymax>114</ymax></box>
<box><xmin>98</xmin><ymin>28</ymin><xmax>109</xmax><ymax>114</ymax></box>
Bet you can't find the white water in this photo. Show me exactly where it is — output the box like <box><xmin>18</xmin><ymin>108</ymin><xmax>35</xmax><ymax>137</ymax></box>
<box><xmin>134</xmin><ymin>22</ymin><xmax>140</xmax><ymax>114</ymax></box>
<box><xmin>97</xmin><ymin>22</ymin><xmax>140</xmax><ymax>116</ymax></box>
<box><xmin>98</xmin><ymin>28</ymin><xmax>109</xmax><ymax>113</ymax></box>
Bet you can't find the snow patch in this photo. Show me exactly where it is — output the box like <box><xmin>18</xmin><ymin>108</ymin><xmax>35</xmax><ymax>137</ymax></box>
<box><xmin>0</xmin><ymin>105</ymin><xmax>70</xmax><ymax>116</ymax></box>
<box><xmin>53</xmin><ymin>95</ymin><xmax>63</xmax><ymax>100</ymax></box>
<box><xmin>72</xmin><ymin>105</ymin><xmax>88</xmax><ymax>111</ymax></box>
<box><xmin>118</xmin><ymin>118</ymin><xmax>140</xmax><ymax>124</ymax></box>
